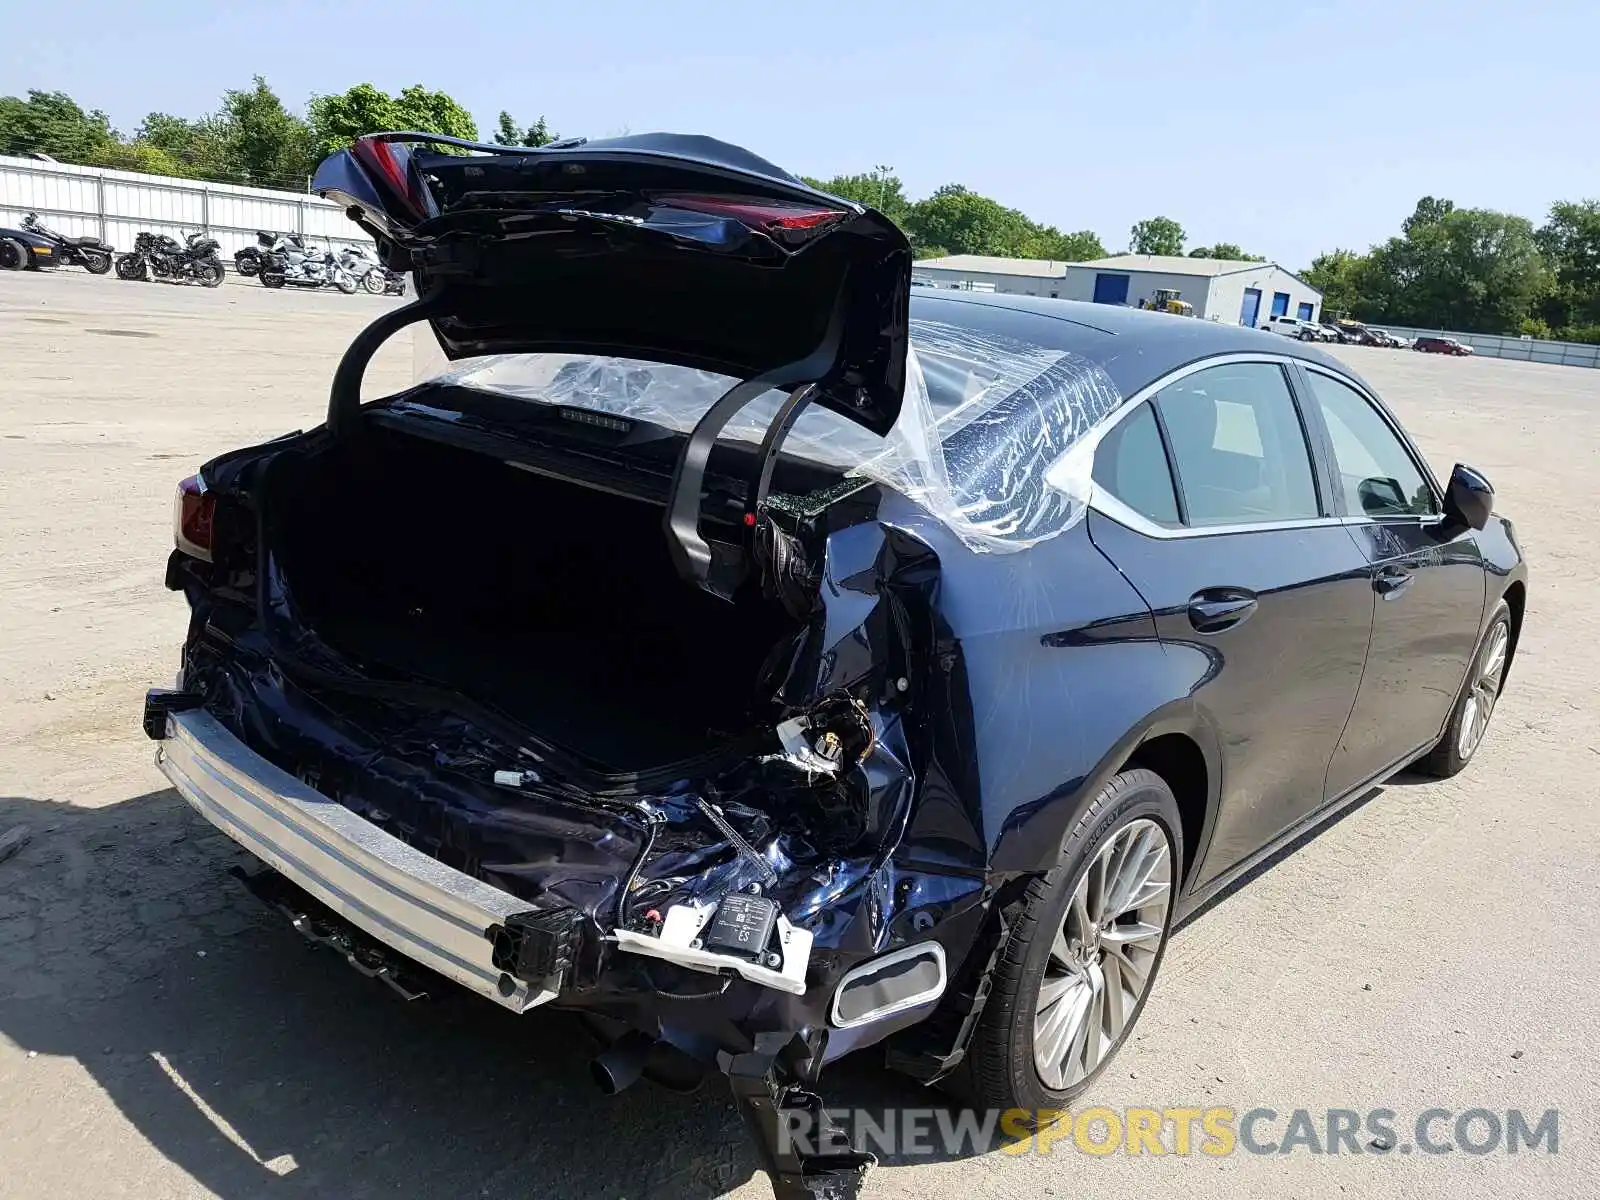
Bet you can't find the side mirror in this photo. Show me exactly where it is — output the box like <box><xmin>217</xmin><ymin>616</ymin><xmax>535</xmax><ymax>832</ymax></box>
<box><xmin>1445</xmin><ymin>463</ymin><xmax>1494</xmax><ymax>530</ymax></box>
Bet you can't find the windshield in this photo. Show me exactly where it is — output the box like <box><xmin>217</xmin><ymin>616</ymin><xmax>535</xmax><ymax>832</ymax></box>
<box><xmin>414</xmin><ymin>318</ymin><xmax>1123</xmax><ymax>553</ymax></box>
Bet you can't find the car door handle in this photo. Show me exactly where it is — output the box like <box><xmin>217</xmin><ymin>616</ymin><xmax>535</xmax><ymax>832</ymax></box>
<box><xmin>1374</xmin><ymin>565</ymin><xmax>1414</xmax><ymax>599</ymax></box>
<box><xmin>1187</xmin><ymin>588</ymin><xmax>1258</xmax><ymax>633</ymax></box>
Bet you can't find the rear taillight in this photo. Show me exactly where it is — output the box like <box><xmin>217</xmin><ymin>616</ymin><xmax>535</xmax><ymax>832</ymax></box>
<box><xmin>659</xmin><ymin>194</ymin><xmax>850</xmax><ymax>233</ymax></box>
<box><xmin>174</xmin><ymin>475</ymin><xmax>214</xmax><ymax>562</ymax></box>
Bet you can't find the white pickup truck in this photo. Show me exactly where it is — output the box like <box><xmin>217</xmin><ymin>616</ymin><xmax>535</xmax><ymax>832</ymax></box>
<box><xmin>1261</xmin><ymin>314</ymin><xmax>1323</xmax><ymax>341</ymax></box>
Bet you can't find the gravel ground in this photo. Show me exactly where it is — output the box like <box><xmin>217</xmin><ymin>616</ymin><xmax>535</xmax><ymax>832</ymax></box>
<box><xmin>1</xmin><ymin>270</ymin><xmax>1597</xmax><ymax>1199</ymax></box>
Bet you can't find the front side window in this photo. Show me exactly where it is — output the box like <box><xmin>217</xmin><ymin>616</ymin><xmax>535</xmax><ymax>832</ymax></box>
<box><xmin>1304</xmin><ymin>371</ymin><xmax>1438</xmax><ymax>517</ymax></box>
<box><xmin>1154</xmin><ymin>363</ymin><xmax>1320</xmax><ymax>526</ymax></box>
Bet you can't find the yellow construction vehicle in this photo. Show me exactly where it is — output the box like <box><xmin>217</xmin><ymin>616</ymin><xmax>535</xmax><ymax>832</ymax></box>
<box><xmin>1142</xmin><ymin>288</ymin><xmax>1194</xmax><ymax>316</ymax></box>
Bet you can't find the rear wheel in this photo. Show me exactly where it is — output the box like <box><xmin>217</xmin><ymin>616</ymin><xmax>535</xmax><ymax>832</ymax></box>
<box><xmin>0</xmin><ymin>239</ymin><xmax>28</xmax><ymax>270</ymax></box>
<box><xmin>235</xmin><ymin>253</ymin><xmax>260</xmax><ymax>277</ymax></box>
<box><xmin>1414</xmin><ymin>601</ymin><xmax>1512</xmax><ymax>778</ymax></box>
<box><xmin>81</xmin><ymin>248</ymin><xmax>112</xmax><ymax>274</ymax></box>
<box><xmin>957</xmin><ymin>770</ymin><xmax>1180</xmax><ymax>1114</ymax></box>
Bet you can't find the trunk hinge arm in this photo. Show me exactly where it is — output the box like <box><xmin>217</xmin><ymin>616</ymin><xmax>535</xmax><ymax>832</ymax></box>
<box><xmin>327</xmin><ymin>294</ymin><xmax>443</xmax><ymax>437</ymax></box>
<box><xmin>664</xmin><ymin>291</ymin><xmax>846</xmax><ymax>600</ymax></box>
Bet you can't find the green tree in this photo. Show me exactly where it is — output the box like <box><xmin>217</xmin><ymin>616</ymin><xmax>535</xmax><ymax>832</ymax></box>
<box><xmin>905</xmin><ymin>185</ymin><xmax>1037</xmax><ymax>256</ymax></box>
<box><xmin>0</xmin><ymin>90</ymin><xmax>117</xmax><ymax>161</ymax></box>
<box><xmin>493</xmin><ymin>111</ymin><xmax>556</xmax><ymax>148</ymax></box>
<box><xmin>1129</xmin><ymin>215</ymin><xmax>1185</xmax><ymax>256</ymax></box>
<box><xmin>220</xmin><ymin>77</ymin><xmax>316</xmax><ymax>187</ymax></box>
<box><xmin>1535</xmin><ymin>199</ymin><xmax>1600</xmax><ymax>336</ymax></box>
<box><xmin>391</xmin><ymin>85</ymin><xmax>477</xmax><ymax>144</ymax></box>
<box><xmin>82</xmin><ymin>140</ymin><xmax>191</xmax><ymax>177</ymax></box>
<box><xmin>1402</xmin><ymin>195</ymin><xmax>1455</xmax><ymax>236</ymax></box>
<box><xmin>1188</xmin><ymin>243</ymin><xmax>1264</xmax><ymax>261</ymax></box>
<box><xmin>1022</xmin><ymin>225</ymin><xmax>1105</xmax><ymax>261</ymax></box>
<box><xmin>1364</xmin><ymin>200</ymin><xmax>1549</xmax><ymax>332</ymax></box>
<box><xmin>135</xmin><ymin>112</ymin><xmax>224</xmax><ymax>175</ymax></box>
<box><xmin>307</xmin><ymin>83</ymin><xmax>477</xmax><ymax>157</ymax></box>
<box><xmin>1303</xmin><ymin>248</ymin><xmax>1375</xmax><ymax>318</ymax></box>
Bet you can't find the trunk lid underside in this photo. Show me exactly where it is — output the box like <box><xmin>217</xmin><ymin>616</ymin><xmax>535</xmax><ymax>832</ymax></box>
<box><xmin>313</xmin><ymin>131</ymin><xmax>913</xmax><ymax>435</ymax></box>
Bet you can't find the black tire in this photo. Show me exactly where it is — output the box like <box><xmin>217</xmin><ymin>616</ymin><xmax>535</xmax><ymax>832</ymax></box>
<box><xmin>234</xmin><ymin>253</ymin><xmax>260</xmax><ymax>277</ymax></box>
<box><xmin>1413</xmin><ymin>601</ymin><xmax>1512</xmax><ymax>778</ymax></box>
<box><xmin>114</xmin><ymin>253</ymin><xmax>146</xmax><ymax>281</ymax></box>
<box><xmin>259</xmin><ymin>269</ymin><xmax>285</xmax><ymax>289</ymax></box>
<box><xmin>956</xmin><ymin>769</ymin><xmax>1182</xmax><ymax>1115</ymax></box>
<box><xmin>197</xmin><ymin>259</ymin><xmax>225</xmax><ymax>288</ymax></box>
<box><xmin>0</xmin><ymin>238</ymin><xmax>28</xmax><ymax>270</ymax></box>
<box><xmin>361</xmin><ymin>267</ymin><xmax>386</xmax><ymax>295</ymax></box>
<box><xmin>81</xmin><ymin>248</ymin><xmax>113</xmax><ymax>274</ymax></box>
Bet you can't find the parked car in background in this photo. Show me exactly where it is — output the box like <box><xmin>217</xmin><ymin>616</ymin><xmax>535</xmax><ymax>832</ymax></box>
<box><xmin>143</xmin><ymin>130</ymin><xmax>1528</xmax><ymax>1200</ymax></box>
<box><xmin>1262</xmin><ymin>314</ymin><xmax>1321</xmax><ymax>341</ymax></box>
<box><xmin>1415</xmin><ymin>336</ymin><xmax>1473</xmax><ymax>356</ymax></box>
<box><xmin>1342</xmin><ymin>325</ymin><xmax>1389</xmax><ymax>347</ymax></box>
<box><xmin>1366</xmin><ymin>328</ymin><xmax>1404</xmax><ymax>348</ymax></box>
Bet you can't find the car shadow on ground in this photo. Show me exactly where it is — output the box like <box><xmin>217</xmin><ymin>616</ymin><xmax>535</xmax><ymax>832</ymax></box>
<box><xmin>1177</xmin><ymin>784</ymin><xmax>1387</xmax><ymax>928</ymax></box>
<box><xmin>0</xmin><ymin>789</ymin><xmax>972</xmax><ymax>1199</ymax></box>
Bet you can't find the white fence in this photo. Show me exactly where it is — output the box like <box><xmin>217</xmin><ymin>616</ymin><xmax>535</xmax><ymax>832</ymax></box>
<box><xmin>0</xmin><ymin>154</ymin><xmax>375</xmax><ymax>263</ymax></box>
<box><xmin>1376</xmin><ymin>325</ymin><xmax>1600</xmax><ymax>369</ymax></box>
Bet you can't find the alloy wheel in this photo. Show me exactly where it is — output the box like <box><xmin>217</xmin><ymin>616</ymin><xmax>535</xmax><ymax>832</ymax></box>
<box><xmin>1033</xmin><ymin>818</ymin><xmax>1172</xmax><ymax>1091</ymax></box>
<box><xmin>1457</xmin><ymin>621</ymin><xmax>1509</xmax><ymax>761</ymax></box>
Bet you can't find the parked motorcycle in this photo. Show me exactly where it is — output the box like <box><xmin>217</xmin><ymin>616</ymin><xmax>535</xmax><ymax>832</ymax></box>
<box><xmin>259</xmin><ymin>236</ymin><xmax>358</xmax><ymax>293</ymax></box>
<box><xmin>337</xmin><ymin>245</ymin><xmax>406</xmax><ymax>295</ymax></box>
<box><xmin>233</xmin><ymin>230</ymin><xmax>284</xmax><ymax>278</ymax></box>
<box><xmin>0</xmin><ymin>212</ymin><xmax>114</xmax><ymax>273</ymax></box>
<box><xmin>114</xmin><ymin>231</ymin><xmax>225</xmax><ymax>287</ymax></box>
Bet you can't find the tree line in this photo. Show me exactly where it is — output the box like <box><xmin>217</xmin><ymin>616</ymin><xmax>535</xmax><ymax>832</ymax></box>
<box><xmin>0</xmin><ymin>83</ymin><xmax>551</xmax><ymax>193</ymax></box>
<box><xmin>1304</xmin><ymin>197</ymin><xmax>1600</xmax><ymax>342</ymax></box>
<box><xmin>4</xmin><ymin>83</ymin><xmax>1595</xmax><ymax>340</ymax></box>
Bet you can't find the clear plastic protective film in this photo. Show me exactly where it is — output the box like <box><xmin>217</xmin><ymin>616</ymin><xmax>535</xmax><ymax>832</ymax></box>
<box><xmin>413</xmin><ymin>319</ymin><xmax>1123</xmax><ymax>554</ymax></box>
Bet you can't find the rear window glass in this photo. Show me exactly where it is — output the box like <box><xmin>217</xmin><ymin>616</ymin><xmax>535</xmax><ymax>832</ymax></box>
<box><xmin>415</xmin><ymin>318</ymin><xmax>1125</xmax><ymax>553</ymax></box>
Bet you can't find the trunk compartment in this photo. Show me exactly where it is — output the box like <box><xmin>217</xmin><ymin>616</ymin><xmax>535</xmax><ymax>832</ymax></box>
<box><xmin>261</xmin><ymin>423</ymin><xmax>810</xmax><ymax>771</ymax></box>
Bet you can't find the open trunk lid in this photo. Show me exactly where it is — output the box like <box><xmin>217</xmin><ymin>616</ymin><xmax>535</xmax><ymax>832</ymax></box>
<box><xmin>312</xmin><ymin>131</ymin><xmax>912</xmax><ymax>435</ymax></box>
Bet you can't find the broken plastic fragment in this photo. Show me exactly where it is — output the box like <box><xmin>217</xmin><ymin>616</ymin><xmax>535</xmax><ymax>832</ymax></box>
<box><xmin>493</xmin><ymin>769</ymin><xmax>540</xmax><ymax>788</ymax></box>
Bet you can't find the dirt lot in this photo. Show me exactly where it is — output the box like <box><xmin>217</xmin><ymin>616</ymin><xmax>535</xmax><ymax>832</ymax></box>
<box><xmin>2</xmin><ymin>270</ymin><xmax>1597</xmax><ymax>1199</ymax></box>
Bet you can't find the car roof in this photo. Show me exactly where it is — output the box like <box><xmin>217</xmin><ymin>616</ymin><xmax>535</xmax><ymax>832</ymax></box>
<box><xmin>908</xmin><ymin>291</ymin><xmax>1356</xmax><ymax>399</ymax></box>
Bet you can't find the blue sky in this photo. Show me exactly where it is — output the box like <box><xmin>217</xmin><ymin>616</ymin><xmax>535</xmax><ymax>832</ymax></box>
<box><xmin>7</xmin><ymin>0</ymin><xmax>1597</xmax><ymax>266</ymax></box>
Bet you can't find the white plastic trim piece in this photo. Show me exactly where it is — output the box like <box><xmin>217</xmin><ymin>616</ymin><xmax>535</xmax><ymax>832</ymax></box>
<box><xmin>612</xmin><ymin>903</ymin><xmax>812</xmax><ymax>995</ymax></box>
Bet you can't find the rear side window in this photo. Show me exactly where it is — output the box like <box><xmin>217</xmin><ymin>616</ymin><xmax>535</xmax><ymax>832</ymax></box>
<box><xmin>1304</xmin><ymin>371</ymin><xmax>1438</xmax><ymax>517</ymax></box>
<box><xmin>1092</xmin><ymin>403</ymin><xmax>1180</xmax><ymax>525</ymax></box>
<box><xmin>1154</xmin><ymin>363</ymin><xmax>1321</xmax><ymax>526</ymax></box>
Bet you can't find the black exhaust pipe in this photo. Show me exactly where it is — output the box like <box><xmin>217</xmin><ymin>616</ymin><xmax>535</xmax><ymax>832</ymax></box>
<box><xmin>589</xmin><ymin>1030</ymin><xmax>655</xmax><ymax>1096</ymax></box>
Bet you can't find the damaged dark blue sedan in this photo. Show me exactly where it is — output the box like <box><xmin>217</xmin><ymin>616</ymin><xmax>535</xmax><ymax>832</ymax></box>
<box><xmin>145</xmin><ymin>132</ymin><xmax>1527</xmax><ymax>1199</ymax></box>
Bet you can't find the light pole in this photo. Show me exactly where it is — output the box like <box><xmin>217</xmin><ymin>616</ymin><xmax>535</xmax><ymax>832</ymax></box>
<box><xmin>874</xmin><ymin>164</ymin><xmax>893</xmax><ymax>210</ymax></box>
